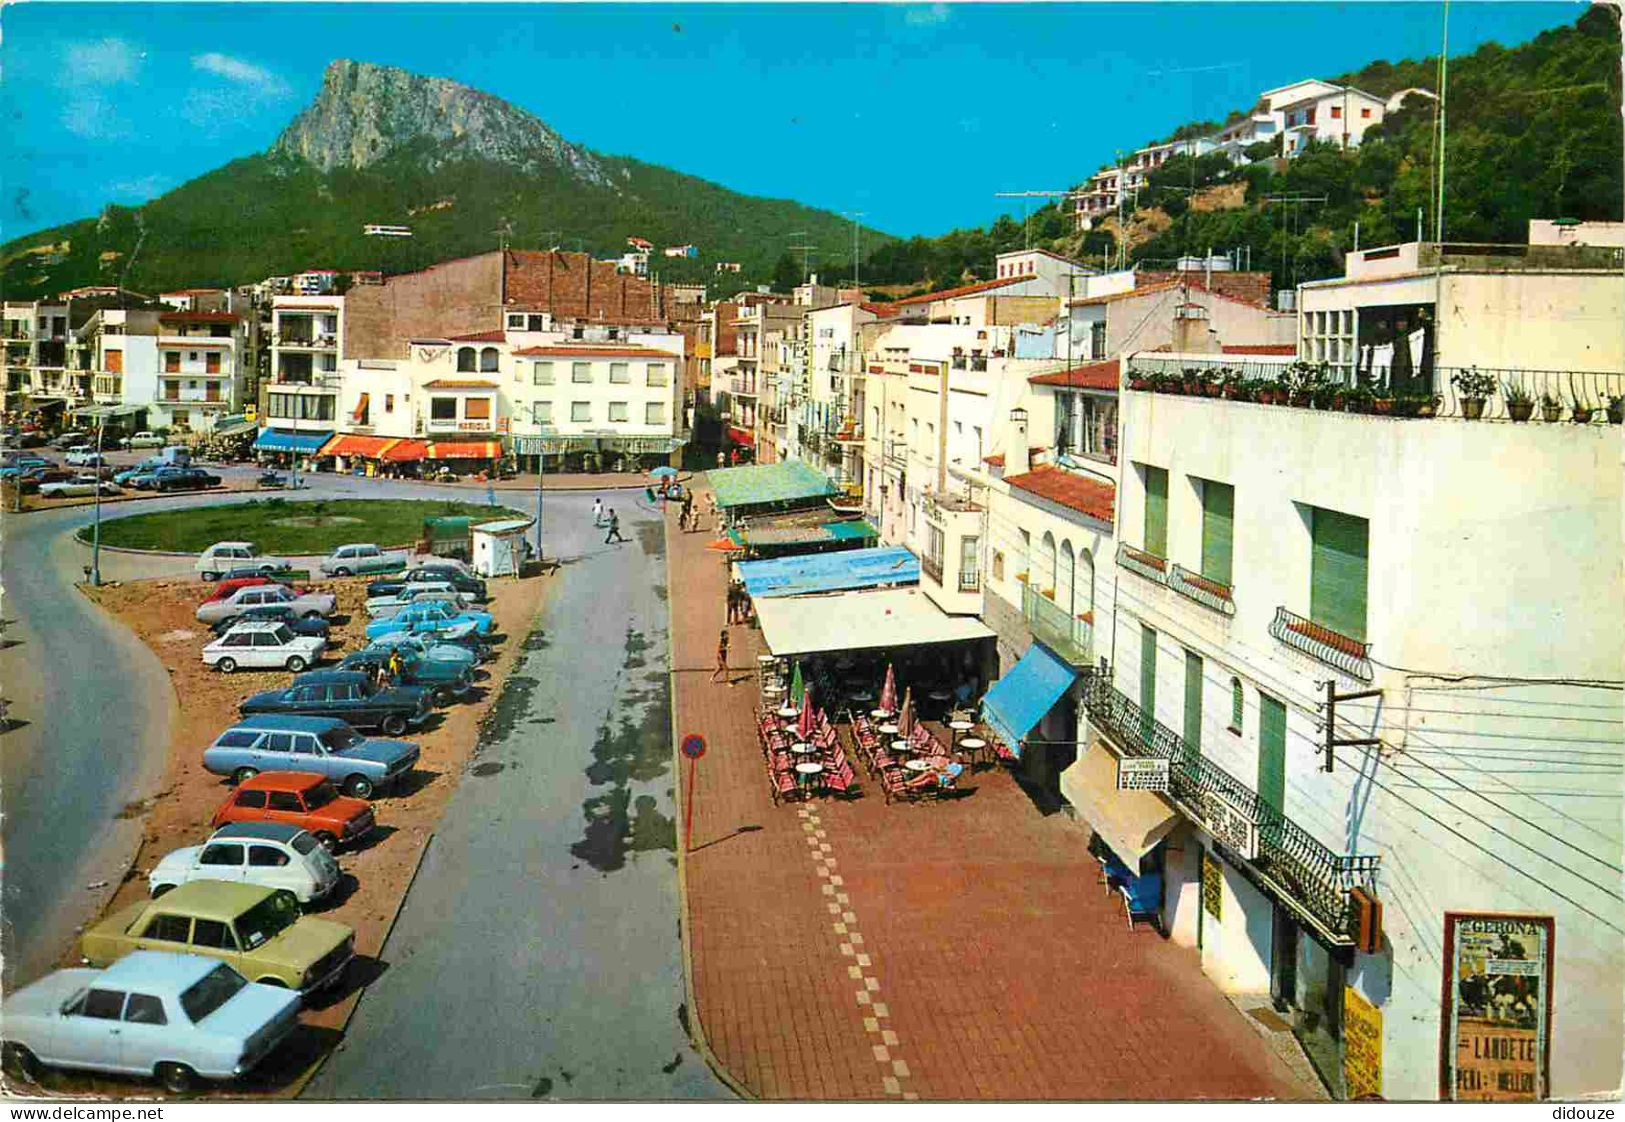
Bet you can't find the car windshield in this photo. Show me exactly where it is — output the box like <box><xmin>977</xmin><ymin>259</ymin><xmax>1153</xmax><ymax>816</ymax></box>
<box><xmin>290</xmin><ymin>832</ymin><xmax>320</xmax><ymax>856</ymax></box>
<box><xmin>269</xmin><ymin>624</ymin><xmax>295</xmax><ymax>644</ymax></box>
<box><xmin>304</xmin><ymin>780</ymin><xmax>339</xmax><ymax>809</ymax></box>
<box><xmin>234</xmin><ymin>891</ymin><xmax>300</xmax><ymax>949</ymax></box>
<box><xmin>319</xmin><ymin>727</ymin><xmax>363</xmax><ymax>752</ymax></box>
<box><xmin>178</xmin><ymin>963</ymin><xmax>249</xmax><ymax>1023</ymax></box>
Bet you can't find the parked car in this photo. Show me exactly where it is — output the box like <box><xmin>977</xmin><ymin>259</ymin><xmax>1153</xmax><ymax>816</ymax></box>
<box><xmin>362</xmin><ymin>632</ymin><xmax>479</xmax><ymax>671</ymax></box>
<box><xmin>149</xmin><ymin>822</ymin><xmax>341</xmax><ymax>905</ymax></box>
<box><xmin>211</xmin><ymin>606</ymin><xmax>330</xmax><ymax>642</ymax></box>
<box><xmin>115</xmin><ymin>457</ymin><xmax>167</xmax><ymax>486</ymax></box>
<box><xmin>319</xmin><ymin>543</ymin><xmax>409</xmax><ymax>577</ymax></box>
<box><xmin>141</xmin><ymin>466</ymin><xmax>220</xmax><ymax>493</ymax></box>
<box><xmin>15</xmin><ymin>466</ymin><xmax>74</xmax><ymax>493</ymax></box>
<box><xmin>13</xmin><ymin>429</ymin><xmax>47</xmax><ymax>448</ymax></box>
<box><xmin>339</xmin><ymin>646</ymin><xmax>473</xmax><ymax>706</ymax></box>
<box><xmin>0</xmin><ymin>454</ymin><xmax>51</xmax><ymax>479</ymax></box>
<box><xmin>123</xmin><ymin>430</ymin><xmax>165</xmax><ymax>449</ymax></box>
<box><xmin>0</xmin><ymin>952</ymin><xmax>302</xmax><ymax>1093</ymax></box>
<box><xmin>237</xmin><ymin>669</ymin><xmax>431</xmax><ymax>736</ymax></box>
<box><xmin>202</xmin><ymin>715</ymin><xmax>420</xmax><ymax>798</ymax></box>
<box><xmin>53</xmin><ymin>429</ymin><xmax>90</xmax><ymax>448</ymax></box>
<box><xmin>64</xmin><ymin>448</ymin><xmax>107</xmax><ymax>468</ymax></box>
<box><xmin>202</xmin><ymin>622</ymin><xmax>327</xmax><ymax>674</ymax></box>
<box><xmin>201</xmin><ymin>575</ymin><xmax>289</xmax><ymax>603</ymax></box>
<box><xmin>37</xmin><ymin>473</ymin><xmax>120</xmax><ymax>499</ymax></box>
<box><xmin>366</xmin><ymin>564</ymin><xmax>488</xmax><ymax>602</ymax></box>
<box><xmin>364</xmin><ymin>599</ymin><xmax>494</xmax><ymax>643</ymax></box>
<box><xmin>209</xmin><ymin>772</ymin><xmax>374</xmax><ymax>853</ymax></box>
<box><xmin>195</xmin><ymin>584</ymin><xmax>334</xmax><ymax>627</ymax></box>
<box><xmin>81</xmin><ymin>882</ymin><xmax>354</xmax><ymax>995</ymax></box>
<box><xmin>364</xmin><ymin>580</ymin><xmax>477</xmax><ymax>619</ymax></box>
<box><xmin>196</xmin><ymin>541</ymin><xmax>292</xmax><ymax>581</ymax></box>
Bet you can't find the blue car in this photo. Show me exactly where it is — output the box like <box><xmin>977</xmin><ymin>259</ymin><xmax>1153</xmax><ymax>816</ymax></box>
<box><xmin>364</xmin><ymin>599</ymin><xmax>494</xmax><ymax>642</ymax></box>
<box><xmin>115</xmin><ymin>457</ymin><xmax>166</xmax><ymax>486</ymax></box>
<box><xmin>201</xmin><ymin>714</ymin><xmax>420</xmax><ymax>799</ymax></box>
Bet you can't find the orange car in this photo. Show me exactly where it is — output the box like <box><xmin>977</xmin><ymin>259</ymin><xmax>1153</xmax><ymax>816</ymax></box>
<box><xmin>211</xmin><ymin>771</ymin><xmax>374</xmax><ymax>851</ymax></box>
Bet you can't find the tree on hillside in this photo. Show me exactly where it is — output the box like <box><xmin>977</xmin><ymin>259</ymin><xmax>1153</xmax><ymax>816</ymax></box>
<box><xmin>772</xmin><ymin>252</ymin><xmax>802</xmax><ymax>293</ymax></box>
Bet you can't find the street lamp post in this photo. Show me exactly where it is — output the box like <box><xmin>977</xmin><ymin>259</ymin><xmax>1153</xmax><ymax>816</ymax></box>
<box><xmin>529</xmin><ymin>407</ymin><xmax>554</xmax><ymax>562</ymax></box>
<box><xmin>91</xmin><ymin>414</ymin><xmax>105</xmax><ymax>586</ymax></box>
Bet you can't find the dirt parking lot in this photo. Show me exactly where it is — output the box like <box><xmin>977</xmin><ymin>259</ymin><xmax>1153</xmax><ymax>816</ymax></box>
<box><xmin>18</xmin><ymin>568</ymin><xmax>553</xmax><ymax>1098</ymax></box>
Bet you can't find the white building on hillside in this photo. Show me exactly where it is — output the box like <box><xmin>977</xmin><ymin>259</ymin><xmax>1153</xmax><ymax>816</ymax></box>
<box><xmin>1277</xmin><ymin>85</ymin><xmax>1388</xmax><ymax>154</ymax></box>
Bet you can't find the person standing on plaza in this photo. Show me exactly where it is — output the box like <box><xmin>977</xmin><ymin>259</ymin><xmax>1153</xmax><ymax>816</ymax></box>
<box><xmin>711</xmin><ymin>627</ymin><xmax>731</xmax><ymax>684</ymax></box>
<box><xmin>605</xmin><ymin>508</ymin><xmax>626</xmax><ymax>544</ymax></box>
<box><xmin>592</xmin><ymin>497</ymin><xmax>604</xmax><ymax>526</ymax></box>
<box><xmin>680</xmin><ymin>490</ymin><xmax>694</xmax><ymax>532</ymax></box>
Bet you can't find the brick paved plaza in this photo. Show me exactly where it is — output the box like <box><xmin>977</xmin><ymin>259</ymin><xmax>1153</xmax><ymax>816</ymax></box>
<box><xmin>667</xmin><ymin>491</ymin><xmax>1315</xmax><ymax>1101</ymax></box>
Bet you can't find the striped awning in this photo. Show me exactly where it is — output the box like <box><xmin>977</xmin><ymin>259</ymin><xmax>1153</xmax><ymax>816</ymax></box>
<box><xmin>426</xmin><ymin>439</ymin><xmax>501</xmax><ymax>460</ymax></box>
<box><xmin>322</xmin><ymin>433</ymin><xmax>397</xmax><ymax>458</ymax></box>
<box><xmin>379</xmin><ymin>439</ymin><xmax>429</xmax><ymax>462</ymax></box>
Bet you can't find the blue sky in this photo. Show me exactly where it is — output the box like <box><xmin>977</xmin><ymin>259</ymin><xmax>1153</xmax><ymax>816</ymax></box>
<box><xmin>1</xmin><ymin>2</ymin><xmax>1582</xmax><ymax>241</ymax></box>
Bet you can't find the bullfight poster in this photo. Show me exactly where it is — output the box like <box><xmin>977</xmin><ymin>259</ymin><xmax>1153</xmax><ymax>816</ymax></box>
<box><xmin>1440</xmin><ymin>913</ymin><xmax>1554</xmax><ymax>1101</ymax></box>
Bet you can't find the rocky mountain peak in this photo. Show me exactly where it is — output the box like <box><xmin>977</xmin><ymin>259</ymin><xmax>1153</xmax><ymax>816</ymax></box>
<box><xmin>269</xmin><ymin>59</ymin><xmax>610</xmax><ymax>186</ymax></box>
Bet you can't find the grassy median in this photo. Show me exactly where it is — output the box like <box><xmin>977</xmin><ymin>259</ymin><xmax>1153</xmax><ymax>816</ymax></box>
<box><xmin>81</xmin><ymin>497</ymin><xmax>529</xmax><ymax>554</ymax></box>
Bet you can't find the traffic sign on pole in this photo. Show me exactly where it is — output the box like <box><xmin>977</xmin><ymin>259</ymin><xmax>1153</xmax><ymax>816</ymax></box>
<box><xmin>681</xmin><ymin>734</ymin><xmax>706</xmax><ymax>850</ymax></box>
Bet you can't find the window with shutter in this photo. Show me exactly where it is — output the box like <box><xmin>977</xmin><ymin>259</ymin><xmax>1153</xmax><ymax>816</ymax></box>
<box><xmin>1200</xmin><ymin>480</ymin><xmax>1234</xmax><ymax>586</ymax></box>
<box><xmin>1229</xmin><ymin>677</ymin><xmax>1244</xmax><ymax>734</ymax></box>
<box><xmin>1310</xmin><ymin>507</ymin><xmax>1368</xmax><ymax>641</ymax></box>
<box><xmin>1142</xmin><ymin>465</ymin><xmax>1168</xmax><ymax>557</ymax></box>
<box><xmin>1257</xmin><ymin>693</ymin><xmax>1286</xmax><ymax>816</ymax></box>
<box><xmin>1139</xmin><ymin>625</ymin><xmax>1157</xmax><ymax>744</ymax></box>
<box><xmin>1183</xmin><ymin>650</ymin><xmax>1203</xmax><ymax>756</ymax></box>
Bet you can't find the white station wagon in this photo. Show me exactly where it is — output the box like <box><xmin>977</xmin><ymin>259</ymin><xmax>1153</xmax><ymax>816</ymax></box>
<box><xmin>149</xmin><ymin>822</ymin><xmax>342</xmax><ymax>904</ymax></box>
<box><xmin>196</xmin><ymin>541</ymin><xmax>292</xmax><ymax>581</ymax></box>
<box><xmin>202</xmin><ymin>621</ymin><xmax>327</xmax><ymax>674</ymax></box>
<box><xmin>0</xmin><ymin>950</ymin><xmax>301</xmax><ymax>1093</ymax></box>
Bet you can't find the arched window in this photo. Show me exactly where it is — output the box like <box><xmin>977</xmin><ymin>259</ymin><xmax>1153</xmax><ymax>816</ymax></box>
<box><xmin>1230</xmin><ymin>677</ymin><xmax>1244</xmax><ymax>734</ymax></box>
<box><xmin>992</xmin><ymin>551</ymin><xmax>1004</xmax><ymax>581</ymax></box>
<box><xmin>456</xmin><ymin>347</ymin><xmax>476</xmax><ymax>372</ymax></box>
<box><xmin>1078</xmin><ymin>548</ymin><xmax>1095</xmax><ymax>617</ymax></box>
<box><xmin>1059</xmin><ymin>539</ymin><xmax>1076</xmax><ymax>615</ymax></box>
<box><xmin>479</xmin><ymin>347</ymin><xmax>500</xmax><ymax>373</ymax></box>
<box><xmin>1040</xmin><ymin>532</ymin><xmax>1057</xmax><ymax>597</ymax></box>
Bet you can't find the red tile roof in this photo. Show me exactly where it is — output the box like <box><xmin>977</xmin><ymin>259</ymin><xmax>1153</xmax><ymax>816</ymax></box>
<box><xmin>892</xmin><ymin>274</ymin><xmax>1039</xmax><ymax>306</ymax></box>
<box><xmin>447</xmin><ymin>329</ymin><xmax>508</xmax><ymax>343</ymax></box>
<box><xmin>1004</xmin><ymin>466</ymin><xmax>1116</xmax><ymax>525</ymax></box>
<box><xmin>510</xmin><ymin>345</ymin><xmax>679</xmax><ymax>359</ymax></box>
<box><xmin>1068</xmin><ymin>276</ymin><xmax>1276</xmax><ymax>312</ymax></box>
<box><xmin>1221</xmin><ymin>343</ymin><xmax>1297</xmax><ymax>355</ymax></box>
<box><xmin>1029</xmin><ymin>358</ymin><xmax>1120</xmax><ymax>390</ymax></box>
<box><xmin>860</xmin><ymin>302</ymin><xmax>900</xmax><ymax>318</ymax></box>
<box><xmin>981</xmin><ymin>447</ymin><xmax>1047</xmax><ymax>468</ymax></box>
<box><xmin>422</xmin><ymin>379</ymin><xmax>500</xmax><ymax>390</ymax></box>
<box><xmin>158</xmin><ymin>311</ymin><xmax>241</xmax><ymax>323</ymax></box>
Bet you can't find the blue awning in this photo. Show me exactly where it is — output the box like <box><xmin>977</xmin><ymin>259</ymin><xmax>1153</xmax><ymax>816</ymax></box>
<box><xmin>982</xmin><ymin>644</ymin><xmax>1078</xmax><ymax>758</ymax></box>
<box><xmin>737</xmin><ymin>546</ymin><xmax>918</xmax><ymax>599</ymax></box>
<box><xmin>253</xmin><ymin>429</ymin><xmax>332</xmax><ymax>453</ymax></box>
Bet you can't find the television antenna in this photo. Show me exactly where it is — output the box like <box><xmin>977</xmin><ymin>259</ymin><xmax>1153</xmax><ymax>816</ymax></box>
<box><xmin>993</xmin><ymin>191</ymin><xmax>1087</xmax><ymax>250</ymax></box>
<box><xmin>842</xmin><ymin>211</ymin><xmax>865</xmax><ymax>288</ymax></box>
<box><xmin>786</xmin><ymin>231</ymin><xmax>815</xmax><ymax>283</ymax></box>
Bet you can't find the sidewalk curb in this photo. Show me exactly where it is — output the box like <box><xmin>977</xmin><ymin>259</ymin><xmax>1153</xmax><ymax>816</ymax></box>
<box><xmin>665</xmin><ymin>500</ymin><xmax>755</xmax><ymax>1103</ymax></box>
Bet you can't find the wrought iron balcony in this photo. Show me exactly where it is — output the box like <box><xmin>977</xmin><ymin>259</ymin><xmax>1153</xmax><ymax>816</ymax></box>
<box><xmin>1269</xmin><ymin>606</ymin><xmax>1373</xmax><ymax>681</ymax></box>
<box><xmin>1117</xmin><ymin>541</ymin><xmax>1169</xmax><ymax>585</ymax></box>
<box><xmin>1169</xmin><ymin>563</ymin><xmax>1236</xmax><ymax>616</ymax></box>
<box><xmin>921</xmin><ymin>553</ymin><xmax>945</xmax><ymax>586</ymax></box>
<box><xmin>1081</xmin><ymin>674</ymin><xmax>1379</xmax><ymax>943</ymax></box>
<box><xmin>1022</xmin><ymin>583</ymin><xmax>1093</xmax><ymax>667</ymax></box>
<box><xmin>959</xmin><ymin>569</ymin><xmax>982</xmax><ymax>593</ymax></box>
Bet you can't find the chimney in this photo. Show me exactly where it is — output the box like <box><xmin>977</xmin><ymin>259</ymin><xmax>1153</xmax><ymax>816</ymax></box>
<box><xmin>1006</xmin><ymin>408</ymin><xmax>1030</xmax><ymax>475</ymax></box>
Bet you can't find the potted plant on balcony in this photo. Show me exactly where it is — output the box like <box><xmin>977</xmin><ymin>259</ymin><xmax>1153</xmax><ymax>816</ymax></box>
<box><xmin>1538</xmin><ymin>391</ymin><xmax>1563</xmax><ymax>422</ymax></box>
<box><xmin>1370</xmin><ymin>384</ymin><xmax>1394</xmax><ymax>415</ymax></box>
<box><xmin>1128</xmin><ymin>371</ymin><xmax>1151</xmax><ymax>391</ymax></box>
<box><xmin>1502</xmin><ymin>381</ymin><xmax>1535</xmax><ymax>422</ymax></box>
<box><xmin>1451</xmin><ymin>367</ymin><xmax>1496</xmax><ymax>420</ymax></box>
<box><xmin>1181</xmin><ymin>367</ymin><xmax>1207</xmax><ymax>395</ymax></box>
<box><xmin>1343</xmin><ymin>384</ymin><xmax>1375</xmax><ymax>414</ymax></box>
<box><xmin>1569</xmin><ymin>395</ymin><xmax>1595</xmax><ymax>423</ymax></box>
<box><xmin>1607</xmin><ymin>395</ymin><xmax>1625</xmax><ymax>425</ymax></box>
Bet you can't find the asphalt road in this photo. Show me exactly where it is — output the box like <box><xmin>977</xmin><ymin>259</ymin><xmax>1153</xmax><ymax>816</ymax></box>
<box><xmin>0</xmin><ymin>469</ymin><xmax>545</xmax><ymax>986</ymax></box>
<box><xmin>306</xmin><ymin>492</ymin><xmax>728</xmax><ymax>1100</ymax></box>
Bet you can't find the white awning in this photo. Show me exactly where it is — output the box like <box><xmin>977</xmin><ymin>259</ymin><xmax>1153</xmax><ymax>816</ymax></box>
<box><xmin>1061</xmin><ymin>743</ymin><xmax>1181</xmax><ymax>866</ymax></box>
<box><xmin>754</xmin><ymin>587</ymin><xmax>993</xmax><ymax>658</ymax></box>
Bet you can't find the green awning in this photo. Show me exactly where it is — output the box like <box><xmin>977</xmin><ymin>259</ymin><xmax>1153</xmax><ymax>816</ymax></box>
<box><xmin>709</xmin><ymin>460</ymin><xmax>838</xmax><ymax>511</ymax></box>
<box><xmin>826</xmin><ymin>519</ymin><xmax>878</xmax><ymax>541</ymax></box>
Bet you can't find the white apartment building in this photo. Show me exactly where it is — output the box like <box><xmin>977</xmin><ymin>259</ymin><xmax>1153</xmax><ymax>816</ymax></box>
<box><xmin>3</xmin><ymin>300</ymin><xmax>70</xmax><ymax>402</ymax></box>
<box><xmin>805</xmin><ymin>301</ymin><xmax>885</xmax><ymax>486</ymax></box>
<box><xmin>150</xmin><ymin>310</ymin><xmax>249</xmax><ymax>431</ymax></box>
<box><xmin>263</xmin><ymin>294</ymin><xmax>344</xmax><ymax>444</ymax></box>
<box><xmin>1092</xmin><ymin>350</ymin><xmax>1622</xmax><ymax>1101</ymax></box>
<box><xmin>508</xmin><ymin>339</ymin><xmax>682</xmax><ymax>465</ymax></box>
<box><xmin>1278</xmin><ymin>85</ymin><xmax>1388</xmax><ymax>155</ymax></box>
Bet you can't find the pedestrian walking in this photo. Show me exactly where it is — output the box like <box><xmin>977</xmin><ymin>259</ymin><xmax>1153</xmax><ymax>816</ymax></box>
<box><xmin>680</xmin><ymin>491</ymin><xmax>694</xmax><ymax>531</ymax></box>
<box><xmin>592</xmin><ymin>497</ymin><xmax>604</xmax><ymax>526</ymax></box>
<box><xmin>725</xmin><ymin>583</ymin><xmax>738</xmax><ymax>624</ymax></box>
<box><xmin>604</xmin><ymin>508</ymin><xmax>626</xmax><ymax>544</ymax></box>
<box><xmin>711</xmin><ymin>627</ymin><xmax>731</xmax><ymax>684</ymax></box>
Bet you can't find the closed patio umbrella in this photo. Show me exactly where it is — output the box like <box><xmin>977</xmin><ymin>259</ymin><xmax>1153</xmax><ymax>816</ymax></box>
<box><xmin>897</xmin><ymin>687</ymin><xmax>915</xmax><ymax>737</ymax></box>
<box><xmin>797</xmin><ymin>684</ymin><xmax>816</xmax><ymax>741</ymax></box>
<box><xmin>790</xmin><ymin>661</ymin><xmax>805</xmax><ymax>706</ymax></box>
<box><xmin>879</xmin><ymin>663</ymin><xmax>897</xmax><ymax>713</ymax></box>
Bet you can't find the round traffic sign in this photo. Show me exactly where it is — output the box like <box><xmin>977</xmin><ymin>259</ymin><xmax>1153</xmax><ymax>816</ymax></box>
<box><xmin>681</xmin><ymin>734</ymin><xmax>707</xmax><ymax>760</ymax></box>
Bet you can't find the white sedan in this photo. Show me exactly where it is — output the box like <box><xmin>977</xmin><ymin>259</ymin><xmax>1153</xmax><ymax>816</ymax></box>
<box><xmin>202</xmin><ymin>621</ymin><xmax>327</xmax><ymax>673</ymax></box>
<box><xmin>64</xmin><ymin>448</ymin><xmax>107</xmax><ymax>467</ymax></box>
<box><xmin>149</xmin><ymin>822</ymin><xmax>341</xmax><ymax>904</ymax></box>
<box><xmin>0</xmin><ymin>950</ymin><xmax>301</xmax><ymax>1093</ymax></box>
<box><xmin>37</xmin><ymin>473</ymin><xmax>119</xmax><ymax>499</ymax></box>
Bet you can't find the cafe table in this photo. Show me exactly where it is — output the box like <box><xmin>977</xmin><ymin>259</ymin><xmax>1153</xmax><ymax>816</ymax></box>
<box><xmin>790</xmin><ymin>742</ymin><xmax>818</xmax><ymax>757</ymax></box>
<box><xmin>891</xmin><ymin>739</ymin><xmax>913</xmax><ymax>756</ymax></box>
<box><xmin>947</xmin><ymin>719</ymin><xmax>975</xmax><ymax>733</ymax></box>
<box><xmin>870</xmin><ymin>708</ymin><xmax>894</xmax><ymax>721</ymax></box>
<box><xmin>777</xmin><ymin>705</ymin><xmax>799</xmax><ymax>720</ymax></box>
<box><xmin>878</xmin><ymin>722</ymin><xmax>900</xmax><ymax>737</ymax></box>
<box><xmin>794</xmin><ymin>761</ymin><xmax>825</xmax><ymax>790</ymax></box>
<box><xmin>903</xmin><ymin>758</ymin><xmax>935</xmax><ymax>773</ymax></box>
<box><xmin>958</xmin><ymin>736</ymin><xmax>987</xmax><ymax>765</ymax></box>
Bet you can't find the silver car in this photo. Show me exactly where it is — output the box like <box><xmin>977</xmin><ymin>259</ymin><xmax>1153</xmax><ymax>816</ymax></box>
<box><xmin>196</xmin><ymin>584</ymin><xmax>335</xmax><ymax>627</ymax></box>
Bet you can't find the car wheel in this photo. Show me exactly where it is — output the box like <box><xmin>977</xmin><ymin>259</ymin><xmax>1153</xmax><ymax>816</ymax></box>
<box><xmin>259</xmin><ymin>564</ymin><xmax>276</xmax><ymax>575</ymax></box>
<box><xmin>156</xmin><ymin>1061</ymin><xmax>197</xmax><ymax>1095</ymax></box>
<box><xmin>232</xmin><ymin>766</ymin><xmax>258</xmax><ymax>785</ymax></box>
<box><xmin>285</xmin><ymin>655</ymin><xmax>308</xmax><ymax>673</ymax></box>
<box><xmin>3</xmin><ymin>1042</ymin><xmax>42</xmax><ymax>1083</ymax></box>
<box><xmin>202</xmin><ymin>571</ymin><xmax>220</xmax><ymax>582</ymax></box>
<box><xmin>303</xmin><ymin>610</ymin><xmax>323</xmax><ymax>620</ymax></box>
<box><xmin>380</xmin><ymin>714</ymin><xmax>408</xmax><ymax>736</ymax></box>
<box><xmin>217</xmin><ymin>656</ymin><xmax>238</xmax><ymax>674</ymax></box>
<box><xmin>255</xmin><ymin>976</ymin><xmax>289</xmax><ymax>988</ymax></box>
<box><xmin>313</xmin><ymin>831</ymin><xmax>339</xmax><ymax>853</ymax></box>
<box><xmin>333</xmin><ymin>567</ymin><xmax>352</xmax><ymax>577</ymax></box>
<box><xmin>431</xmin><ymin>686</ymin><xmax>453</xmax><ymax>707</ymax></box>
<box><xmin>344</xmin><ymin>774</ymin><xmax>375</xmax><ymax>799</ymax></box>
<box><xmin>150</xmin><ymin>883</ymin><xmax>175</xmax><ymax>898</ymax></box>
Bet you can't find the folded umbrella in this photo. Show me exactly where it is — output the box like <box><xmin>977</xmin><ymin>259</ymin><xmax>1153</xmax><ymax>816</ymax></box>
<box><xmin>897</xmin><ymin>687</ymin><xmax>914</xmax><ymax>737</ymax></box>
<box><xmin>790</xmin><ymin>661</ymin><xmax>805</xmax><ymax>706</ymax></box>
<box><xmin>879</xmin><ymin>663</ymin><xmax>897</xmax><ymax>713</ymax></box>
<box><xmin>797</xmin><ymin>684</ymin><xmax>815</xmax><ymax>742</ymax></box>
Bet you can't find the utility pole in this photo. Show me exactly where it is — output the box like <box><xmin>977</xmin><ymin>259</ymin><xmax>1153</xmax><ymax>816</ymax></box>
<box><xmin>1319</xmin><ymin>681</ymin><xmax>1384</xmax><ymax>772</ymax></box>
<box><xmin>1434</xmin><ymin>0</ymin><xmax>1451</xmax><ymax>242</ymax></box>
<box><xmin>843</xmin><ymin>211</ymin><xmax>865</xmax><ymax>289</ymax></box>
<box><xmin>90</xmin><ymin>414</ymin><xmax>105</xmax><ymax>585</ymax></box>
<box><xmin>530</xmin><ymin>407</ymin><xmax>553</xmax><ymax>561</ymax></box>
<box><xmin>785</xmin><ymin>231</ymin><xmax>814</xmax><ymax>284</ymax></box>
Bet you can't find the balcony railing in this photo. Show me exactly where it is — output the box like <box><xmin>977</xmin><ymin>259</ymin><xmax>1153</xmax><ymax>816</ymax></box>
<box><xmin>1117</xmin><ymin>542</ymin><xmax>1169</xmax><ymax>585</ymax></box>
<box><xmin>959</xmin><ymin>569</ymin><xmax>982</xmax><ymax>594</ymax></box>
<box><xmin>1270</xmin><ymin>606</ymin><xmax>1373</xmax><ymax>681</ymax></box>
<box><xmin>1081</xmin><ymin>674</ymin><xmax>1379</xmax><ymax>943</ymax></box>
<box><xmin>1022</xmin><ymin>583</ymin><xmax>1093</xmax><ymax>666</ymax></box>
<box><xmin>1169</xmin><ymin>563</ymin><xmax>1237</xmax><ymax>616</ymax></box>
<box><xmin>921</xmin><ymin>554</ymin><xmax>945</xmax><ymax>585</ymax></box>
